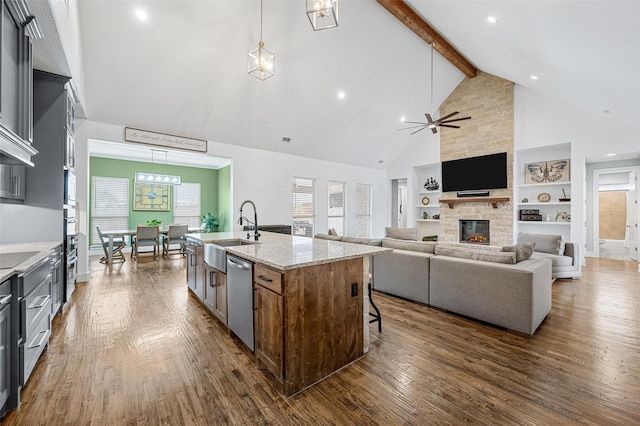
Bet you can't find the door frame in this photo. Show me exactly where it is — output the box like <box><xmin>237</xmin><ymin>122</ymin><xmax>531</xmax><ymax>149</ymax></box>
<box><xmin>591</xmin><ymin>165</ymin><xmax>640</xmax><ymax>262</ymax></box>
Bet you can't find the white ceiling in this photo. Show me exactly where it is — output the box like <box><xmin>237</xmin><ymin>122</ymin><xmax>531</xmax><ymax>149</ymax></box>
<box><xmin>31</xmin><ymin>1</ymin><xmax>640</xmax><ymax>169</ymax></box>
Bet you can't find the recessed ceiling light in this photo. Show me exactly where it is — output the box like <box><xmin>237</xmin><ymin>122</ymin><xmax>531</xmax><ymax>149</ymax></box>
<box><xmin>606</xmin><ymin>153</ymin><xmax>616</xmax><ymax>157</ymax></box>
<box><xmin>377</xmin><ymin>160</ymin><xmax>384</xmax><ymax>164</ymax></box>
<box><xmin>487</xmin><ymin>16</ymin><xmax>497</xmax><ymax>24</ymax></box>
<box><xmin>337</xmin><ymin>91</ymin><xmax>345</xmax><ymax>100</ymax></box>
<box><xmin>136</xmin><ymin>9</ymin><xmax>147</xmax><ymax>21</ymax></box>
<box><xmin>603</xmin><ymin>109</ymin><xmax>612</xmax><ymax>114</ymax></box>
<box><xmin>400</xmin><ymin>116</ymin><xmax>406</xmax><ymax>122</ymax></box>
<box><xmin>530</xmin><ymin>75</ymin><xmax>538</xmax><ymax>80</ymax></box>
<box><xmin>281</xmin><ymin>137</ymin><xmax>291</xmax><ymax>143</ymax></box>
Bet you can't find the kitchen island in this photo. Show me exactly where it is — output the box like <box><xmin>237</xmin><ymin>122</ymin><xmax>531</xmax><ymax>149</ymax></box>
<box><xmin>185</xmin><ymin>231</ymin><xmax>389</xmax><ymax>397</ymax></box>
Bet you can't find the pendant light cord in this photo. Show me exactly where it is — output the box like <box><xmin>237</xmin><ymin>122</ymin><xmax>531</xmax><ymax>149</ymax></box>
<box><xmin>260</xmin><ymin>0</ymin><xmax>264</xmax><ymax>42</ymax></box>
<box><xmin>430</xmin><ymin>43</ymin><xmax>434</xmax><ymax>112</ymax></box>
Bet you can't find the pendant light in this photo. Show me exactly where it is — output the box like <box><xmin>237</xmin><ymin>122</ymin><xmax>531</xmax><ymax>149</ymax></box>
<box><xmin>135</xmin><ymin>149</ymin><xmax>181</xmax><ymax>185</ymax></box>
<box><xmin>306</xmin><ymin>0</ymin><xmax>339</xmax><ymax>31</ymax></box>
<box><xmin>248</xmin><ymin>0</ymin><xmax>275</xmax><ymax>80</ymax></box>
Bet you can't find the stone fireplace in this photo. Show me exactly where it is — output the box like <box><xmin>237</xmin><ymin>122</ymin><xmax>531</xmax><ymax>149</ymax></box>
<box><xmin>437</xmin><ymin>71</ymin><xmax>515</xmax><ymax>247</ymax></box>
<box><xmin>460</xmin><ymin>219</ymin><xmax>490</xmax><ymax>244</ymax></box>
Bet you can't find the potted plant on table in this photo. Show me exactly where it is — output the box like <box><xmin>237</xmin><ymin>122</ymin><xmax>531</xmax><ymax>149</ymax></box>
<box><xmin>201</xmin><ymin>212</ymin><xmax>220</xmax><ymax>232</ymax></box>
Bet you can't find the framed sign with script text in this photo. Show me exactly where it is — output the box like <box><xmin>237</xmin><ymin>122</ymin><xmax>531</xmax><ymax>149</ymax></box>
<box><xmin>125</xmin><ymin>127</ymin><xmax>208</xmax><ymax>153</ymax></box>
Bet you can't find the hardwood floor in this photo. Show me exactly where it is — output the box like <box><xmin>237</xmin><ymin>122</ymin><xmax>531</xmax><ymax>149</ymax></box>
<box><xmin>3</xmin><ymin>256</ymin><xmax>639</xmax><ymax>425</ymax></box>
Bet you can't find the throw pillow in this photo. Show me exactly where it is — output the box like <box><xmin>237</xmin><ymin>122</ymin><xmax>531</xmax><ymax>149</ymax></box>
<box><xmin>384</xmin><ymin>227</ymin><xmax>418</xmax><ymax>240</ymax></box>
<box><xmin>517</xmin><ymin>232</ymin><xmax>564</xmax><ymax>255</ymax></box>
<box><xmin>501</xmin><ymin>242</ymin><xmax>536</xmax><ymax>262</ymax></box>
<box><xmin>328</xmin><ymin>228</ymin><xmax>338</xmax><ymax>236</ymax></box>
<box><xmin>434</xmin><ymin>246</ymin><xmax>516</xmax><ymax>264</ymax></box>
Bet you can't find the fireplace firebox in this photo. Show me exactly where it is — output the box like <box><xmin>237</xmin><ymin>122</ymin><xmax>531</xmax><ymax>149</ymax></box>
<box><xmin>460</xmin><ymin>219</ymin><xmax>490</xmax><ymax>244</ymax></box>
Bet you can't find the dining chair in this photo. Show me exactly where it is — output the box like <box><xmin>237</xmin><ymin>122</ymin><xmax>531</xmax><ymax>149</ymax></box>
<box><xmin>162</xmin><ymin>224</ymin><xmax>188</xmax><ymax>258</ymax></box>
<box><xmin>96</xmin><ymin>226</ymin><xmax>126</xmax><ymax>264</ymax></box>
<box><xmin>131</xmin><ymin>225</ymin><xmax>160</xmax><ymax>260</ymax></box>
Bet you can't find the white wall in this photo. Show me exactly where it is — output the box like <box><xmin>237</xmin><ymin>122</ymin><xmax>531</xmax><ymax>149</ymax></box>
<box><xmin>387</xmin><ymin>84</ymin><xmax>640</xmax><ymax>258</ymax></box>
<box><xmin>514</xmin><ymin>86</ymin><xmax>640</xmax><ymax>259</ymax></box>
<box><xmin>75</xmin><ymin>121</ymin><xmax>387</xmax><ymax>281</ymax></box>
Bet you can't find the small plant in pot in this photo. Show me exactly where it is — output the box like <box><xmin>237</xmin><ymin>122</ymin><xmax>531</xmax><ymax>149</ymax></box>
<box><xmin>146</xmin><ymin>219</ymin><xmax>162</xmax><ymax>226</ymax></box>
<box><xmin>201</xmin><ymin>212</ymin><xmax>220</xmax><ymax>232</ymax></box>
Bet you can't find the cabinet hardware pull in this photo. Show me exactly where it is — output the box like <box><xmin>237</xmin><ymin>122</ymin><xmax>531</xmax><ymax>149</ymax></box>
<box><xmin>28</xmin><ymin>295</ymin><xmax>50</xmax><ymax>309</ymax></box>
<box><xmin>0</xmin><ymin>295</ymin><xmax>11</xmax><ymax>305</ymax></box>
<box><xmin>28</xmin><ymin>329</ymin><xmax>49</xmax><ymax>349</ymax></box>
<box><xmin>253</xmin><ymin>288</ymin><xmax>258</xmax><ymax>310</ymax></box>
<box><xmin>257</xmin><ymin>275</ymin><xmax>273</xmax><ymax>282</ymax></box>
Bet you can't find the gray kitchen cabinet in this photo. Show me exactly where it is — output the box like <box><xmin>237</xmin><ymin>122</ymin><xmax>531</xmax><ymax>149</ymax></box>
<box><xmin>18</xmin><ymin>256</ymin><xmax>52</xmax><ymax>386</ymax></box>
<box><xmin>0</xmin><ymin>0</ymin><xmax>41</xmax><ymax>165</ymax></box>
<box><xmin>26</xmin><ymin>71</ymin><xmax>70</xmax><ymax>210</ymax></box>
<box><xmin>0</xmin><ymin>278</ymin><xmax>12</xmax><ymax>417</ymax></box>
<box><xmin>0</xmin><ymin>164</ymin><xmax>25</xmax><ymax>200</ymax></box>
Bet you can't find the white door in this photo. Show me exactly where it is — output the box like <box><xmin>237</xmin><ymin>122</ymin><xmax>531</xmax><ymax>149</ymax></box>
<box><xmin>626</xmin><ymin>170</ymin><xmax>638</xmax><ymax>261</ymax></box>
<box><xmin>397</xmin><ymin>183</ymin><xmax>407</xmax><ymax>228</ymax></box>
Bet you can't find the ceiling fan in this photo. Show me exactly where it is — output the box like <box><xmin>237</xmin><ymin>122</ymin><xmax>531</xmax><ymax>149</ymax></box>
<box><xmin>400</xmin><ymin>43</ymin><xmax>471</xmax><ymax>135</ymax></box>
<box><xmin>401</xmin><ymin>111</ymin><xmax>471</xmax><ymax>135</ymax></box>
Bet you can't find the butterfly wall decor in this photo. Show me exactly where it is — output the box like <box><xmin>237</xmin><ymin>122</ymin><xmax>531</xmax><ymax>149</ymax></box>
<box><xmin>524</xmin><ymin>159</ymin><xmax>570</xmax><ymax>184</ymax></box>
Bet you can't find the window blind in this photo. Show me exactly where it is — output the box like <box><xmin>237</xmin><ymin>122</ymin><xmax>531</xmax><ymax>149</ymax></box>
<box><xmin>328</xmin><ymin>181</ymin><xmax>345</xmax><ymax>235</ymax></box>
<box><xmin>292</xmin><ymin>177</ymin><xmax>315</xmax><ymax>237</ymax></box>
<box><xmin>174</xmin><ymin>182</ymin><xmax>201</xmax><ymax>227</ymax></box>
<box><xmin>91</xmin><ymin>176</ymin><xmax>130</xmax><ymax>245</ymax></box>
<box><xmin>355</xmin><ymin>184</ymin><xmax>372</xmax><ymax>237</ymax></box>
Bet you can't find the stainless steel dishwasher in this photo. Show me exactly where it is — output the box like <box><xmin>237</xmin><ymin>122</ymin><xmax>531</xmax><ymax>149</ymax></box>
<box><xmin>226</xmin><ymin>254</ymin><xmax>254</xmax><ymax>351</ymax></box>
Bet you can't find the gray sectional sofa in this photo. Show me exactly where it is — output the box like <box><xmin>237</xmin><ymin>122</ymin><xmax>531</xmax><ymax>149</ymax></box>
<box><xmin>314</xmin><ymin>228</ymin><xmax>575</xmax><ymax>337</ymax></box>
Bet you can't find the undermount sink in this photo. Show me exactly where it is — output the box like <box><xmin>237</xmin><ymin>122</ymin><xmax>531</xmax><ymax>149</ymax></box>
<box><xmin>210</xmin><ymin>239</ymin><xmax>257</xmax><ymax>247</ymax></box>
<box><xmin>204</xmin><ymin>239</ymin><xmax>258</xmax><ymax>272</ymax></box>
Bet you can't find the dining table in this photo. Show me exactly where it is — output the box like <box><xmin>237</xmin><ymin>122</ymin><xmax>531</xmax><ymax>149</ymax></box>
<box><xmin>101</xmin><ymin>226</ymin><xmax>201</xmax><ymax>264</ymax></box>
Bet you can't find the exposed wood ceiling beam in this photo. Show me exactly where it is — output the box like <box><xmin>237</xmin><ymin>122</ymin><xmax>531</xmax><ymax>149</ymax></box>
<box><xmin>376</xmin><ymin>0</ymin><xmax>478</xmax><ymax>78</ymax></box>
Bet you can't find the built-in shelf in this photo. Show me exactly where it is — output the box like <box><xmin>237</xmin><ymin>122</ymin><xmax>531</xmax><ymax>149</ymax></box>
<box><xmin>416</xmin><ymin>219</ymin><xmax>440</xmax><ymax>222</ymax></box>
<box><xmin>440</xmin><ymin>197</ymin><xmax>510</xmax><ymax>209</ymax></box>
<box><xmin>517</xmin><ymin>221</ymin><xmax>571</xmax><ymax>225</ymax></box>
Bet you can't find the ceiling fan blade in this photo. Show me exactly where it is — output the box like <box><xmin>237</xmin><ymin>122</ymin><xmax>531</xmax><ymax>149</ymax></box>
<box><xmin>440</xmin><ymin>116</ymin><xmax>471</xmax><ymax>124</ymax></box>
<box><xmin>398</xmin><ymin>124</ymin><xmax>429</xmax><ymax>131</ymax></box>
<box><xmin>436</xmin><ymin>111</ymin><xmax>459</xmax><ymax>123</ymax></box>
<box><xmin>438</xmin><ymin>124</ymin><xmax>461</xmax><ymax>129</ymax></box>
<box><xmin>411</xmin><ymin>126</ymin><xmax>429</xmax><ymax>135</ymax></box>
<box><xmin>430</xmin><ymin>126</ymin><xmax>438</xmax><ymax>134</ymax></box>
<box><xmin>404</xmin><ymin>121</ymin><xmax>429</xmax><ymax>125</ymax></box>
<box><xmin>425</xmin><ymin>113</ymin><xmax>434</xmax><ymax>124</ymax></box>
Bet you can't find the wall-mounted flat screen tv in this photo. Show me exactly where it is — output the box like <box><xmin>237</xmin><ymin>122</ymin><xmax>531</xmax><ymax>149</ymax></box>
<box><xmin>441</xmin><ymin>152</ymin><xmax>508</xmax><ymax>192</ymax></box>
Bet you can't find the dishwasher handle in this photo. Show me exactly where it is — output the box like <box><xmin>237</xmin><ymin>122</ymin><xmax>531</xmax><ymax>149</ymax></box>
<box><xmin>227</xmin><ymin>256</ymin><xmax>251</xmax><ymax>270</ymax></box>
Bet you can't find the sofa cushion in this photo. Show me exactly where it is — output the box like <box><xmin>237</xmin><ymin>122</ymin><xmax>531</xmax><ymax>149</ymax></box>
<box><xmin>385</xmin><ymin>227</ymin><xmax>418</xmax><ymax>241</ymax></box>
<box><xmin>435</xmin><ymin>245</ymin><xmax>516</xmax><ymax>264</ymax></box>
<box><xmin>341</xmin><ymin>236</ymin><xmax>382</xmax><ymax>246</ymax></box>
<box><xmin>382</xmin><ymin>238</ymin><xmax>436</xmax><ymax>254</ymax></box>
<box><xmin>314</xmin><ymin>233</ymin><xmax>343</xmax><ymax>241</ymax></box>
<box><xmin>517</xmin><ymin>232</ymin><xmax>565</xmax><ymax>255</ymax></box>
<box><xmin>501</xmin><ymin>242</ymin><xmax>536</xmax><ymax>262</ymax></box>
<box><xmin>531</xmin><ymin>251</ymin><xmax>573</xmax><ymax>267</ymax></box>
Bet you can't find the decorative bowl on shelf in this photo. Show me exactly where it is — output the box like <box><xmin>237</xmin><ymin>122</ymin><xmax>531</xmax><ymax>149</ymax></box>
<box><xmin>421</xmin><ymin>196</ymin><xmax>430</xmax><ymax>205</ymax></box>
<box><xmin>537</xmin><ymin>192</ymin><xmax>551</xmax><ymax>202</ymax></box>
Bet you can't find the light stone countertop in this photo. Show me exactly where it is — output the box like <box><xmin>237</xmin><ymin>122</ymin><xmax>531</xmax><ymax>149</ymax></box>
<box><xmin>187</xmin><ymin>231</ymin><xmax>390</xmax><ymax>271</ymax></box>
<box><xmin>0</xmin><ymin>241</ymin><xmax>63</xmax><ymax>282</ymax></box>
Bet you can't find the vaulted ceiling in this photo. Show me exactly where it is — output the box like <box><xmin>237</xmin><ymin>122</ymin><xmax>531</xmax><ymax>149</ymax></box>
<box><xmin>31</xmin><ymin>1</ymin><xmax>640</xmax><ymax>169</ymax></box>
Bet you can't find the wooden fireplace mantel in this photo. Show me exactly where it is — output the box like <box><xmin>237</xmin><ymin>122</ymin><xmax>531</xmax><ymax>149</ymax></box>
<box><xmin>440</xmin><ymin>197</ymin><xmax>510</xmax><ymax>209</ymax></box>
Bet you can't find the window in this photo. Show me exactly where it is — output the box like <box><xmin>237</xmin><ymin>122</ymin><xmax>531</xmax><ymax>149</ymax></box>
<box><xmin>174</xmin><ymin>182</ymin><xmax>201</xmax><ymax>227</ymax></box>
<box><xmin>292</xmin><ymin>177</ymin><xmax>315</xmax><ymax>237</ymax></box>
<box><xmin>328</xmin><ymin>181</ymin><xmax>345</xmax><ymax>235</ymax></box>
<box><xmin>91</xmin><ymin>176</ymin><xmax>130</xmax><ymax>246</ymax></box>
<box><xmin>355</xmin><ymin>184</ymin><xmax>372</xmax><ymax>237</ymax></box>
